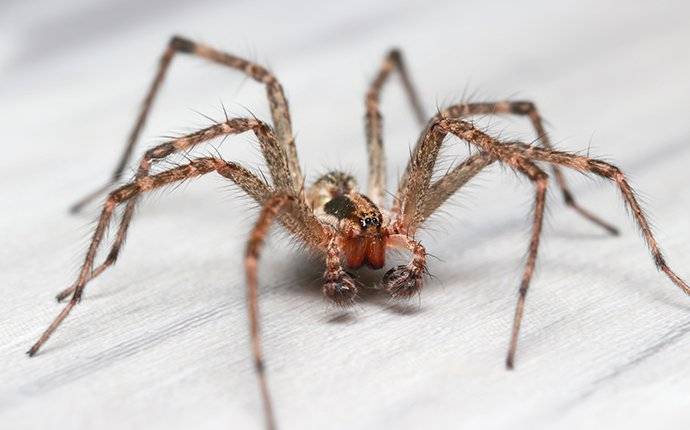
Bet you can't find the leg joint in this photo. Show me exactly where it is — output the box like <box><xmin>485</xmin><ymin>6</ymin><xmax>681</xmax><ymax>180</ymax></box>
<box><xmin>170</xmin><ymin>35</ymin><xmax>196</xmax><ymax>53</ymax></box>
<box><xmin>510</xmin><ymin>101</ymin><xmax>536</xmax><ymax>115</ymax></box>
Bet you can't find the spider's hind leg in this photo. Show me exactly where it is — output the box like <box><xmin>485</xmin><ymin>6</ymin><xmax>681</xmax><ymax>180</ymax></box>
<box><xmin>245</xmin><ymin>194</ymin><xmax>297</xmax><ymax>430</ymax></box>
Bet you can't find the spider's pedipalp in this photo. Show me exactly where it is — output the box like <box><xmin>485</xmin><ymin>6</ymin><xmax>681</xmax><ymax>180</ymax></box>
<box><xmin>323</xmin><ymin>232</ymin><xmax>358</xmax><ymax>306</ymax></box>
<box><xmin>382</xmin><ymin>265</ymin><xmax>423</xmax><ymax>298</ymax></box>
<box><xmin>381</xmin><ymin>234</ymin><xmax>427</xmax><ymax>298</ymax></box>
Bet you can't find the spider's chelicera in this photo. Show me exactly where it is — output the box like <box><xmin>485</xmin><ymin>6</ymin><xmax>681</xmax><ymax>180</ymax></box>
<box><xmin>28</xmin><ymin>36</ymin><xmax>689</xmax><ymax>430</ymax></box>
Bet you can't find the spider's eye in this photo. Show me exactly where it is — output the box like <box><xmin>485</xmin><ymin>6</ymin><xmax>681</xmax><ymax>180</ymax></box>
<box><xmin>360</xmin><ymin>217</ymin><xmax>380</xmax><ymax>228</ymax></box>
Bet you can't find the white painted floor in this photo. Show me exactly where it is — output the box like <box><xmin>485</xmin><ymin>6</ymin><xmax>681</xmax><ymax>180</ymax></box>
<box><xmin>2</xmin><ymin>1</ymin><xmax>690</xmax><ymax>429</ymax></box>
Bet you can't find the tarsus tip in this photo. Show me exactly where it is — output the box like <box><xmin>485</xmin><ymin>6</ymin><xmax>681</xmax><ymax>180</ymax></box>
<box><xmin>606</xmin><ymin>225</ymin><xmax>620</xmax><ymax>236</ymax></box>
<box><xmin>68</xmin><ymin>204</ymin><xmax>83</xmax><ymax>215</ymax></box>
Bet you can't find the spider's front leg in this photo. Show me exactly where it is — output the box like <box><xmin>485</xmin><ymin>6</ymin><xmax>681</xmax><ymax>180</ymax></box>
<box><xmin>245</xmin><ymin>194</ymin><xmax>298</xmax><ymax>430</ymax></box>
<box><xmin>244</xmin><ymin>193</ymin><xmax>333</xmax><ymax>430</ymax></box>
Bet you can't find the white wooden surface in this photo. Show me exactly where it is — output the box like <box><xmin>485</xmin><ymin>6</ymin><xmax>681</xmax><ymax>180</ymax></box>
<box><xmin>2</xmin><ymin>1</ymin><xmax>690</xmax><ymax>429</ymax></box>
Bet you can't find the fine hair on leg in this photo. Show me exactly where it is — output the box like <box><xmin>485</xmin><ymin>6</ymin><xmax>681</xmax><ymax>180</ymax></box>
<box><xmin>70</xmin><ymin>35</ymin><xmax>303</xmax><ymax>213</ymax></box>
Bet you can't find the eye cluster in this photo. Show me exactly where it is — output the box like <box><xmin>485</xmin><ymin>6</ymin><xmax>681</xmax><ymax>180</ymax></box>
<box><xmin>360</xmin><ymin>216</ymin><xmax>381</xmax><ymax>228</ymax></box>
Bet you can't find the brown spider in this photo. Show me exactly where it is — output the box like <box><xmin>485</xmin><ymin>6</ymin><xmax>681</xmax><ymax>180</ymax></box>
<box><xmin>27</xmin><ymin>36</ymin><xmax>689</xmax><ymax>430</ymax></box>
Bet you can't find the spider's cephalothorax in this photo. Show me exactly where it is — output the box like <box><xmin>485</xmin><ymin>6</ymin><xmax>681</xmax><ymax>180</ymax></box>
<box><xmin>29</xmin><ymin>36</ymin><xmax>689</xmax><ymax>430</ymax></box>
<box><xmin>308</xmin><ymin>170</ymin><xmax>387</xmax><ymax>270</ymax></box>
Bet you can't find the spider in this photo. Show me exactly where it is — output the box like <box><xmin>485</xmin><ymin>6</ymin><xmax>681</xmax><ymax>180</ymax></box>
<box><xmin>27</xmin><ymin>36</ymin><xmax>689</xmax><ymax>430</ymax></box>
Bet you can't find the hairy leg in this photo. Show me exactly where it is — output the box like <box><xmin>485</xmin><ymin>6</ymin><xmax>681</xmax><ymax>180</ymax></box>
<box><xmin>29</xmin><ymin>157</ymin><xmax>324</xmax><ymax>357</ymax></box>
<box><xmin>417</xmin><ymin>152</ymin><xmax>495</xmax><ymax>224</ymax></box>
<box><xmin>55</xmin><ymin>160</ymin><xmax>270</xmax><ymax>302</ymax></box>
<box><xmin>366</xmin><ymin>49</ymin><xmax>427</xmax><ymax>207</ymax></box>
<box><xmin>438</xmin><ymin>100</ymin><xmax>618</xmax><ymax>234</ymax></box>
<box><xmin>505</xmin><ymin>161</ymin><xmax>549</xmax><ymax>369</ymax></box>
<box><xmin>396</xmin><ymin>117</ymin><xmax>688</xmax><ymax>367</ymax></box>
<box><xmin>58</xmin><ymin>118</ymin><xmax>294</xmax><ymax>301</ymax></box>
<box><xmin>504</xmin><ymin>141</ymin><xmax>690</xmax><ymax>294</ymax></box>
<box><xmin>245</xmin><ymin>193</ymin><xmax>301</xmax><ymax>430</ymax></box>
<box><xmin>72</xmin><ymin>35</ymin><xmax>302</xmax><ymax>212</ymax></box>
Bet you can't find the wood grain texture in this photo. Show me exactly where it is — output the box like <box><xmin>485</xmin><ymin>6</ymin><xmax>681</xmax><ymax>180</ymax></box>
<box><xmin>2</xmin><ymin>1</ymin><xmax>690</xmax><ymax>429</ymax></box>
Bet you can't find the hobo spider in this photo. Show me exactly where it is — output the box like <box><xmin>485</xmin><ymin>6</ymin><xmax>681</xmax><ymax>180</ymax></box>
<box><xmin>28</xmin><ymin>36</ymin><xmax>689</xmax><ymax>429</ymax></box>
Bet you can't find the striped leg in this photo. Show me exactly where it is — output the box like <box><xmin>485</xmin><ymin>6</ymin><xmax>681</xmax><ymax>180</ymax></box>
<box><xmin>71</xmin><ymin>35</ymin><xmax>302</xmax><ymax>212</ymax></box>
<box><xmin>365</xmin><ymin>49</ymin><xmax>426</xmax><ymax>207</ymax></box>
<box><xmin>245</xmin><ymin>194</ymin><xmax>298</xmax><ymax>430</ymax></box>
<box><xmin>57</xmin><ymin>118</ymin><xmax>293</xmax><ymax>301</ymax></box>
<box><xmin>29</xmin><ymin>157</ymin><xmax>301</xmax><ymax>357</ymax></box>
<box><xmin>437</xmin><ymin>100</ymin><xmax>619</xmax><ymax>235</ymax></box>
<box><xmin>396</xmin><ymin>117</ymin><xmax>688</xmax><ymax>368</ymax></box>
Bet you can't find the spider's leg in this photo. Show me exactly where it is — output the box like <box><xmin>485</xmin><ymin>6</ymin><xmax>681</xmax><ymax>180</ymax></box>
<box><xmin>57</xmin><ymin>118</ymin><xmax>293</xmax><ymax>301</ymax></box>
<box><xmin>417</xmin><ymin>152</ymin><xmax>495</xmax><ymax>224</ymax></box>
<box><xmin>506</xmin><ymin>141</ymin><xmax>690</xmax><ymax>294</ymax></box>
<box><xmin>71</xmin><ymin>35</ymin><xmax>301</xmax><ymax>212</ymax></box>
<box><xmin>395</xmin><ymin>117</ymin><xmax>688</xmax><ymax>368</ymax></box>
<box><xmin>29</xmin><ymin>157</ymin><xmax>282</xmax><ymax>356</ymax></box>
<box><xmin>245</xmin><ymin>193</ymin><xmax>302</xmax><ymax>430</ymax></box>
<box><xmin>437</xmin><ymin>100</ymin><xmax>619</xmax><ymax>235</ymax></box>
<box><xmin>366</xmin><ymin>49</ymin><xmax>426</xmax><ymax>207</ymax></box>
<box><xmin>505</xmin><ymin>161</ymin><xmax>548</xmax><ymax>369</ymax></box>
<box><xmin>503</xmin><ymin>141</ymin><xmax>690</xmax><ymax>367</ymax></box>
<box><xmin>55</xmin><ymin>160</ymin><xmax>270</xmax><ymax>301</ymax></box>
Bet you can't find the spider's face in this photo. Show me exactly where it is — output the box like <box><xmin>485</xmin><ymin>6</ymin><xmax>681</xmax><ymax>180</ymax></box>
<box><xmin>307</xmin><ymin>170</ymin><xmax>387</xmax><ymax>270</ymax></box>
<box><xmin>323</xmin><ymin>192</ymin><xmax>386</xmax><ymax>270</ymax></box>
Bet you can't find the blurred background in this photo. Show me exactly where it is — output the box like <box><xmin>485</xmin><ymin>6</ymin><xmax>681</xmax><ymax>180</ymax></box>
<box><xmin>2</xmin><ymin>1</ymin><xmax>690</xmax><ymax>429</ymax></box>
